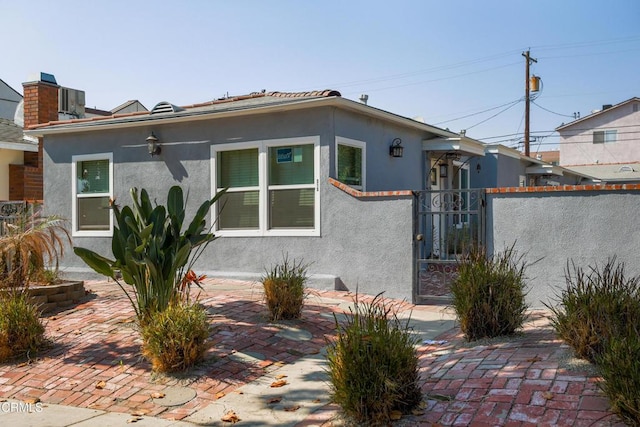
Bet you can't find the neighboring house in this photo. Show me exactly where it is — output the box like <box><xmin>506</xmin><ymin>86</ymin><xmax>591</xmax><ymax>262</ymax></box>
<box><xmin>85</xmin><ymin>100</ymin><xmax>148</xmax><ymax>118</ymax></box>
<box><xmin>0</xmin><ymin>118</ymin><xmax>38</xmax><ymax>200</ymax></box>
<box><xmin>0</xmin><ymin>78</ymin><xmax>22</xmax><ymax>120</ymax></box>
<box><xmin>535</xmin><ymin>150</ymin><xmax>559</xmax><ymax>165</ymax></box>
<box><xmin>557</xmin><ymin>97</ymin><xmax>640</xmax><ymax>183</ymax></box>
<box><xmin>111</xmin><ymin>100</ymin><xmax>147</xmax><ymax>115</ymax></box>
<box><xmin>4</xmin><ymin>72</ymin><xmax>148</xmax><ymax>201</ymax></box>
<box><xmin>471</xmin><ymin>144</ymin><xmax>593</xmax><ymax>189</ymax></box>
<box><xmin>25</xmin><ymin>73</ymin><xmax>493</xmax><ymax>301</ymax></box>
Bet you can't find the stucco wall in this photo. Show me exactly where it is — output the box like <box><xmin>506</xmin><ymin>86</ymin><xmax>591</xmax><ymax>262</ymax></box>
<box><xmin>486</xmin><ymin>187</ymin><xmax>640</xmax><ymax>308</ymax></box>
<box><xmin>559</xmin><ymin>101</ymin><xmax>640</xmax><ymax>165</ymax></box>
<box><xmin>333</xmin><ymin>109</ymin><xmax>427</xmax><ymax>191</ymax></box>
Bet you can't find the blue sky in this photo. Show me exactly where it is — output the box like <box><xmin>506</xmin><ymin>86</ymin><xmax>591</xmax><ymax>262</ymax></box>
<box><xmin>2</xmin><ymin>0</ymin><xmax>639</xmax><ymax>152</ymax></box>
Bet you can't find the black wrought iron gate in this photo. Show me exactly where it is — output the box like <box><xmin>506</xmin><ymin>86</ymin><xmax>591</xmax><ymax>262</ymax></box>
<box><xmin>413</xmin><ymin>189</ymin><xmax>485</xmax><ymax>304</ymax></box>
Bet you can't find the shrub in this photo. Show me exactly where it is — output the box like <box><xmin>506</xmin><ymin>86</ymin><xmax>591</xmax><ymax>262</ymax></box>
<box><xmin>74</xmin><ymin>186</ymin><xmax>225</xmax><ymax>322</ymax></box>
<box><xmin>451</xmin><ymin>244</ymin><xmax>529</xmax><ymax>341</ymax></box>
<box><xmin>262</xmin><ymin>255</ymin><xmax>308</xmax><ymax>321</ymax></box>
<box><xmin>326</xmin><ymin>293</ymin><xmax>422</xmax><ymax>425</ymax></box>
<box><xmin>140</xmin><ymin>301</ymin><xmax>210</xmax><ymax>372</ymax></box>
<box><xmin>546</xmin><ymin>258</ymin><xmax>640</xmax><ymax>362</ymax></box>
<box><xmin>0</xmin><ymin>290</ymin><xmax>46</xmax><ymax>362</ymax></box>
<box><xmin>597</xmin><ymin>329</ymin><xmax>640</xmax><ymax>425</ymax></box>
<box><xmin>0</xmin><ymin>209</ymin><xmax>70</xmax><ymax>288</ymax></box>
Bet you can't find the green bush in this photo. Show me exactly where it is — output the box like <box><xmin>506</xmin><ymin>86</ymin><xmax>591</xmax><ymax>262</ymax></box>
<box><xmin>262</xmin><ymin>255</ymin><xmax>308</xmax><ymax>321</ymax></box>
<box><xmin>451</xmin><ymin>244</ymin><xmax>529</xmax><ymax>341</ymax></box>
<box><xmin>597</xmin><ymin>330</ymin><xmax>640</xmax><ymax>425</ymax></box>
<box><xmin>326</xmin><ymin>293</ymin><xmax>422</xmax><ymax>425</ymax></box>
<box><xmin>74</xmin><ymin>186</ymin><xmax>225</xmax><ymax>322</ymax></box>
<box><xmin>546</xmin><ymin>258</ymin><xmax>640</xmax><ymax>362</ymax></box>
<box><xmin>0</xmin><ymin>291</ymin><xmax>45</xmax><ymax>362</ymax></box>
<box><xmin>140</xmin><ymin>301</ymin><xmax>210</xmax><ymax>372</ymax></box>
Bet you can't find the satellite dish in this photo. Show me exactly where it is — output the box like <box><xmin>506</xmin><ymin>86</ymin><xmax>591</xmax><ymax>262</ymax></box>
<box><xmin>14</xmin><ymin>99</ymin><xmax>24</xmax><ymax>127</ymax></box>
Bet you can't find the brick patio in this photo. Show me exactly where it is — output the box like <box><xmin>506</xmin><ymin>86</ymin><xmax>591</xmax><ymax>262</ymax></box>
<box><xmin>0</xmin><ymin>279</ymin><xmax>626</xmax><ymax>426</ymax></box>
<box><xmin>302</xmin><ymin>312</ymin><xmax>625</xmax><ymax>427</ymax></box>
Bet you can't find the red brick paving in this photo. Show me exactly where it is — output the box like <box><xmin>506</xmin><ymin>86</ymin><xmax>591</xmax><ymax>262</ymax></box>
<box><xmin>301</xmin><ymin>311</ymin><xmax>625</xmax><ymax>427</ymax></box>
<box><xmin>0</xmin><ymin>278</ymin><xmax>358</xmax><ymax>421</ymax></box>
<box><xmin>0</xmin><ymin>280</ymin><xmax>626</xmax><ymax>426</ymax></box>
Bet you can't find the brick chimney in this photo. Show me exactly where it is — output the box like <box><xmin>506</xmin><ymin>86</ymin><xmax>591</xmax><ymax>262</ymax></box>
<box><xmin>9</xmin><ymin>72</ymin><xmax>59</xmax><ymax>201</ymax></box>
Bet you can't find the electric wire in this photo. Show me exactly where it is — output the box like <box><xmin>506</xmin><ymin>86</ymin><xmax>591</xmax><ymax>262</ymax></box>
<box><xmin>434</xmin><ymin>97</ymin><xmax>524</xmax><ymax>125</ymax></box>
<box><xmin>531</xmin><ymin>100</ymin><xmax>575</xmax><ymax>118</ymax></box>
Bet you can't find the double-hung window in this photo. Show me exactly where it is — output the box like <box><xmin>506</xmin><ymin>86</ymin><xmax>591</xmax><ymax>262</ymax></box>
<box><xmin>335</xmin><ymin>137</ymin><xmax>365</xmax><ymax>190</ymax></box>
<box><xmin>72</xmin><ymin>153</ymin><xmax>113</xmax><ymax>236</ymax></box>
<box><xmin>211</xmin><ymin>136</ymin><xmax>319</xmax><ymax>236</ymax></box>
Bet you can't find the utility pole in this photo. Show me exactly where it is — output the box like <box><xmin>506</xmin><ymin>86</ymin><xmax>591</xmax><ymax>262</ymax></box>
<box><xmin>522</xmin><ymin>50</ymin><xmax>537</xmax><ymax>157</ymax></box>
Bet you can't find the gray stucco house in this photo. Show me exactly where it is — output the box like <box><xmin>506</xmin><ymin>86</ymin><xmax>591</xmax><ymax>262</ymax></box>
<box><xmin>27</xmin><ymin>76</ymin><xmax>496</xmax><ymax>301</ymax></box>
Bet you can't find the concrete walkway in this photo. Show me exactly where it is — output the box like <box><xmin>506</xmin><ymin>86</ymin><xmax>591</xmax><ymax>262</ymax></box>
<box><xmin>0</xmin><ymin>279</ymin><xmax>624</xmax><ymax>426</ymax></box>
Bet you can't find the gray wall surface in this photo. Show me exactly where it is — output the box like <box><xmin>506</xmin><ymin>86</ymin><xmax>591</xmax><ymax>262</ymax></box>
<box><xmin>44</xmin><ymin>105</ymin><xmax>422</xmax><ymax>301</ymax></box>
<box><xmin>486</xmin><ymin>189</ymin><xmax>640</xmax><ymax>308</ymax></box>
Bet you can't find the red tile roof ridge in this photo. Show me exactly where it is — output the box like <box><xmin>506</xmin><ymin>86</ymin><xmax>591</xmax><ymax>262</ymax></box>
<box><xmin>26</xmin><ymin>89</ymin><xmax>341</xmax><ymax>129</ymax></box>
<box><xmin>183</xmin><ymin>89</ymin><xmax>341</xmax><ymax>109</ymax></box>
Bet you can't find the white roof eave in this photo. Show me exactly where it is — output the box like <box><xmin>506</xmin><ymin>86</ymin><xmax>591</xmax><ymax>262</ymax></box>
<box><xmin>422</xmin><ymin>137</ymin><xmax>486</xmax><ymax>157</ymax></box>
<box><xmin>525</xmin><ymin>165</ymin><xmax>564</xmax><ymax>176</ymax></box>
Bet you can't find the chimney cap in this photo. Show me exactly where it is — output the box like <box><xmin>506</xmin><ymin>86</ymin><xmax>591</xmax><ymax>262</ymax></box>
<box><xmin>26</xmin><ymin>72</ymin><xmax>57</xmax><ymax>85</ymax></box>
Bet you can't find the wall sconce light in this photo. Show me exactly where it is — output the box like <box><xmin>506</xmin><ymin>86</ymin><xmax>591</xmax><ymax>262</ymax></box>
<box><xmin>439</xmin><ymin>163</ymin><xmax>448</xmax><ymax>178</ymax></box>
<box><xmin>476</xmin><ymin>163</ymin><xmax>482</xmax><ymax>173</ymax></box>
<box><xmin>146</xmin><ymin>132</ymin><xmax>161</xmax><ymax>156</ymax></box>
<box><xmin>389</xmin><ymin>138</ymin><xmax>404</xmax><ymax>157</ymax></box>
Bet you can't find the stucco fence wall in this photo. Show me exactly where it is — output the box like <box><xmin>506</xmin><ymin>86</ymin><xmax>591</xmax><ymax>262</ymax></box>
<box><xmin>59</xmin><ymin>178</ymin><xmax>416</xmax><ymax>302</ymax></box>
<box><xmin>486</xmin><ymin>184</ymin><xmax>640</xmax><ymax>309</ymax></box>
<box><xmin>193</xmin><ymin>179</ymin><xmax>415</xmax><ymax>301</ymax></box>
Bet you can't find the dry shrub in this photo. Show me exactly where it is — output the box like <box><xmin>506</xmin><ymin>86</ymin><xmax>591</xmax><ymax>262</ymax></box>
<box><xmin>451</xmin><ymin>244</ymin><xmax>529</xmax><ymax>341</ymax></box>
<box><xmin>140</xmin><ymin>301</ymin><xmax>210</xmax><ymax>372</ymax></box>
<box><xmin>326</xmin><ymin>293</ymin><xmax>422</xmax><ymax>425</ymax></box>
<box><xmin>597</xmin><ymin>330</ymin><xmax>640</xmax><ymax>425</ymax></box>
<box><xmin>546</xmin><ymin>257</ymin><xmax>640</xmax><ymax>362</ymax></box>
<box><xmin>262</xmin><ymin>256</ymin><xmax>308</xmax><ymax>321</ymax></box>
<box><xmin>0</xmin><ymin>290</ymin><xmax>45</xmax><ymax>362</ymax></box>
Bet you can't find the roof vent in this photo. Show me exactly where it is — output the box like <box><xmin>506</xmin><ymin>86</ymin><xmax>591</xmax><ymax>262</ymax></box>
<box><xmin>150</xmin><ymin>102</ymin><xmax>185</xmax><ymax>114</ymax></box>
<box><xmin>602</xmin><ymin>104</ymin><xmax>613</xmax><ymax>110</ymax></box>
<box><xmin>619</xmin><ymin>165</ymin><xmax>636</xmax><ymax>173</ymax></box>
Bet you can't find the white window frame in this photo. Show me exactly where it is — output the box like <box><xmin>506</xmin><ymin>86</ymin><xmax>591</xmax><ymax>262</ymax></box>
<box><xmin>71</xmin><ymin>153</ymin><xmax>114</xmax><ymax>237</ymax></box>
<box><xmin>335</xmin><ymin>137</ymin><xmax>366</xmax><ymax>191</ymax></box>
<box><xmin>211</xmin><ymin>136</ymin><xmax>320</xmax><ymax>237</ymax></box>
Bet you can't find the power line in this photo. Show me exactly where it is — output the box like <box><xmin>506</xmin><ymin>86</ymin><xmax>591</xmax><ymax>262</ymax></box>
<box><xmin>531</xmin><ymin>100</ymin><xmax>575</xmax><ymax>118</ymax></box>
<box><xmin>434</xmin><ymin>97</ymin><xmax>524</xmax><ymax>125</ymax></box>
<box><xmin>342</xmin><ymin>61</ymin><xmax>520</xmax><ymax>96</ymax></box>
<box><xmin>465</xmin><ymin>99</ymin><xmax>521</xmax><ymax>131</ymax></box>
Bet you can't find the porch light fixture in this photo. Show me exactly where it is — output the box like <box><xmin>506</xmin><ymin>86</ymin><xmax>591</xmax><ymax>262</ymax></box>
<box><xmin>476</xmin><ymin>163</ymin><xmax>482</xmax><ymax>173</ymax></box>
<box><xmin>439</xmin><ymin>163</ymin><xmax>448</xmax><ymax>178</ymax></box>
<box><xmin>146</xmin><ymin>132</ymin><xmax>161</xmax><ymax>156</ymax></box>
<box><xmin>389</xmin><ymin>138</ymin><xmax>404</xmax><ymax>157</ymax></box>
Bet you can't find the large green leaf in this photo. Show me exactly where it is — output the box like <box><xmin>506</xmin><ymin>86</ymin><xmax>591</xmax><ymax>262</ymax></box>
<box><xmin>167</xmin><ymin>186</ymin><xmax>185</xmax><ymax>225</ymax></box>
<box><xmin>73</xmin><ymin>247</ymin><xmax>115</xmax><ymax>278</ymax></box>
<box><xmin>139</xmin><ymin>188</ymin><xmax>153</xmax><ymax>220</ymax></box>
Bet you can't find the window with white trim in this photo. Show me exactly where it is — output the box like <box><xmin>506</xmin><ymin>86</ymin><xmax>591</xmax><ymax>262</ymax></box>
<box><xmin>211</xmin><ymin>137</ymin><xmax>320</xmax><ymax>236</ymax></box>
<box><xmin>335</xmin><ymin>137</ymin><xmax>365</xmax><ymax>190</ymax></box>
<box><xmin>72</xmin><ymin>153</ymin><xmax>113</xmax><ymax>236</ymax></box>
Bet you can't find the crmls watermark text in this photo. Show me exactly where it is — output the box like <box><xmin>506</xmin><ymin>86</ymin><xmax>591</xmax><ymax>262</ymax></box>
<box><xmin>0</xmin><ymin>401</ymin><xmax>44</xmax><ymax>413</ymax></box>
